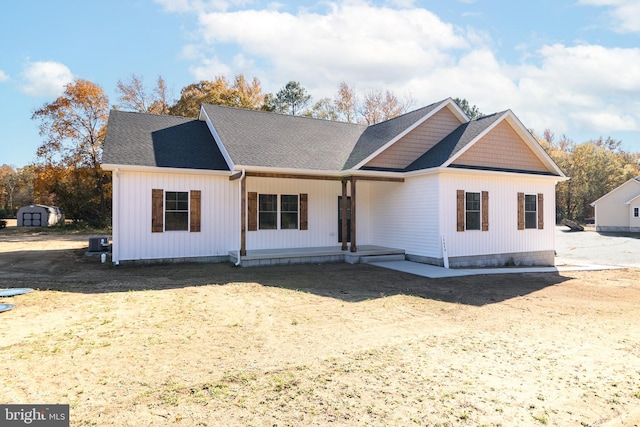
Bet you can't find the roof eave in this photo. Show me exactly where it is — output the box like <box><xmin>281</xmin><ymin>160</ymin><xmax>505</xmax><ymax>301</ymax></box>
<box><xmin>101</xmin><ymin>163</ymin><xmax>232</xmax><ymax>176</ymax></box>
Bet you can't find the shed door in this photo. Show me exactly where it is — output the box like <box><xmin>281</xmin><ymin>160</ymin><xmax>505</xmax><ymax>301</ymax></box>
<box><xmin>338</xmin><ymin>196</ymin><xmax>351</xmax><ymax>243</ymax></box>
<box><xmin>23</xmin><ymin>212</ymin><xmax>42</xmax><ymax>227</ymax></box>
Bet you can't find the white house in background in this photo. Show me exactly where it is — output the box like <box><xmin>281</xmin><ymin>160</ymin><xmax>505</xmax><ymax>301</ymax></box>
<box><xmin>102</xmin><ymin>98</ymin><xmax>566</xmax><ymax>267</ymax></box>
<box><xmin>591</xmin><ymin>177</ymin><xmax>640</xmax><ymax>232</ymax></box>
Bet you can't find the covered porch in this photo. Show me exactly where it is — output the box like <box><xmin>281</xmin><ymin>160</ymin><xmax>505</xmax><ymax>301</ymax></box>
<box><xmin>229</xmin><ymin>245</ymin><xmax>405</xmax><ymax>267</ymax></box>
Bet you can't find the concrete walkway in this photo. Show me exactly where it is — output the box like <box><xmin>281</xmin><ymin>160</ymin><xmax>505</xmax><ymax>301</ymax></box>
<box><xmin>368</xmin><ymin>260</ymin><xmax>621</xmax><ymax>278</ymax></box>
<box><xmin>369</xmin><ymin>226</ymin><xmax>636</xmax><ymax>278</ymax></box>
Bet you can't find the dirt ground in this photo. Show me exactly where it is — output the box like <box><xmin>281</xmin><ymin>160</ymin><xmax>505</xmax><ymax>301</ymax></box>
<box><xmin>0</xmin><ymin>229</ymin><xmax>639</xmax><ymax>426</ymax></box>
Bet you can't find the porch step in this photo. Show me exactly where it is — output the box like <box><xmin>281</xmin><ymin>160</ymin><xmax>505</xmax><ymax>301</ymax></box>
<box><xmin>359</xmin><ymin>254</ymin><xmax>406</xmax><ymax>264</ymax></box>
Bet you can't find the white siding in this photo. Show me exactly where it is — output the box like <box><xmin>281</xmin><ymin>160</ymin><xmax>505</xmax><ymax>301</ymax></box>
<box><xmin>114</xmin><ymin>170</ymin><xmax>238</xmax><ymax>262</ymax></box>
<box><xmin>593</xmin><ymin>181</ymin><xmax>640</xmax><ymax>230</ymax></box>
<box><xmin>246</xmin><ymin>178</ymin><xmax>372</xmax><ymax>250</ymax></box>
<box><xmin>369</xmin><ymin>175</ymin><xmax>441</xmax><ymax>257</ymax></box>
<box><xmin>439</xmin><ymin>173</ymin><xmax>557</xmax><ymax>257</ymax></box>
<box><xmin>368</xmin><ymin>171</ymin><xmax>557</xmax><ymax>260</ymax></box>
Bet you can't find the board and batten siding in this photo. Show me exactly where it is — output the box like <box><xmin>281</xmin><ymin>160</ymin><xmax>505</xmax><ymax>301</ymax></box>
<box><xmin>439</xmin><ymin>172</ymin><xmax>556</xmax><ymax>258</ymax></box>
<box><xmin>113</xmin><ymin>170</ymin><xmax>238</xmax><ymax>262</ymax></box>
<box><xmin>246</xmin><ymin>178</ymin><xmax>372</xmax><ymax>250</ymax></box>
<box><xmin>368</xmin><ymin>175</ymin><xmax>441</xmax><ymax>258</ymax></box>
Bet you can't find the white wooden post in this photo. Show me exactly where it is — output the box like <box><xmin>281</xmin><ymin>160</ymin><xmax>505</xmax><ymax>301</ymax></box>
<box><xmin>441</xmin><ymin>235</ymin><xmax>449</xmax><ymax>269</ymax></box>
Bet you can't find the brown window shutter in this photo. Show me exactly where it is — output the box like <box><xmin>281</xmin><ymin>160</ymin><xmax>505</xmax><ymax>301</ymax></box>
<box><xmin>152</xmin><ymin>189</ymin><xmax>164</xmax><ymax>233</ymax></box>
<box><xmin>481</xmin><ymin>191</ymin><xmax>489</xmax><ymax>231</ymax></box>
<box><xmin>299</xmin><ymin>193</ymin><xmax>308</xmax><ymax>230</ymax></box>
<box><xmin>190</xmin><ymin>190</ymin><xmax>201</xmax><ymax>232</ymax></box>
<box><xmin>248</xmin><ymin>192</ymin><xmax>258</xmax><ymax>231</ymax></box>
<box><xmin>517</xmin><ymin>192</ymin><xmax>525</xmax><ymax>230</ymax></box>
<box><xmin>456</xmin><ymin>190</ymin><xmax>464</xmax><ymax>232</ymax></box>
<box><xmin>537</xmin><ymin>193</ymin><xmax>544</xmax><ymax>230</ymax></box>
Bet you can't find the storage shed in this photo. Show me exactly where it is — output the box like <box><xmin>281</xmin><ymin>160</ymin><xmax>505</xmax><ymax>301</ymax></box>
<box><xmin>17</xmin><ymin>205</ymin><xmax>65</xmax><ymax>227</ymax></box>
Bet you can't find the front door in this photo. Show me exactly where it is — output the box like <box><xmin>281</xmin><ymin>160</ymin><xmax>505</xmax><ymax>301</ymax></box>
<box><xmin>338</xmin><ymin>196</ymin><xmax>351</xmax><ymax>243</ymax></box>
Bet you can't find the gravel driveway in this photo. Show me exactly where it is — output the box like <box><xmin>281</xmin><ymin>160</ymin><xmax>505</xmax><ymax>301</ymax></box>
<box><xmin>555</xmin><ymin>226</ymin><xmax>640</xmax><ymax>268</ymax></box>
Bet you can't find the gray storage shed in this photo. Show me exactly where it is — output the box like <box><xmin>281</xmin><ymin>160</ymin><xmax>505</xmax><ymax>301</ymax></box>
<box><xmin>17</xmin><ymin>205</ymin><xmax>65</xmax><ymax>227</ymax></box>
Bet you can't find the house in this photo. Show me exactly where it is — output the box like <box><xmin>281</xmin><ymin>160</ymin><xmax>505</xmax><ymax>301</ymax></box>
<box><xmin>102</xmin><ymin>98</ymin><xmax>566</xmax><ymax>267</ymax></box>
<box><xmin>590</xmin><ymin>177</ymin><xmax>640</xmax><ymax>232</ymax></box>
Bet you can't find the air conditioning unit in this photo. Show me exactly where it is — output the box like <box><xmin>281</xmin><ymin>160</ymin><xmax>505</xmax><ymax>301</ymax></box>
<box><xmin>88</xmin><ymin>237</ymin><xmax>110</xmax><ymax>252</ymax></box>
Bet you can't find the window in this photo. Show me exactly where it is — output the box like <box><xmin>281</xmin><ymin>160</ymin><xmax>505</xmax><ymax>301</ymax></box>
<box><xmin>634</xmin><ymin>207</ymin><xmax>639</xmax><ymax>218</ymax></box>
<box><xmin>165</xmin><ymin>191</ymin><xmax>189</xmax><ymax>231</ymax></box>
<box><xmin>151</xmin><ymin>189</ymin><xmax>201</xmax><ymax>233</ymax></box>
<box><xmin>524</xmin><ymin>194</ymin><xmax>537</xmax><ymax>229</ymax></box>
<box><xmin>259</xmin><ymin>194</ymin><xmax>277</xmax><ymax>229</ymax></box>
<box><xmin>517</xmin><ymin>192</ymin><xmax>543</xmax><ymax>230</ymax></box>
<box><xmin>280</xmin><ymin>195</ymin><xmax>299</xmax><ymax>229</ymax></box>
<box><xmin>248</xmin><ymin>192</ymin><xmax>308</xmax><ymax>232</ymax></box>
<box><xmin>456</xmin><ymin>190</ymin><xmax>488</xmax><ymax>232</ymax></box>
<box><xmin>465</xmin><ymin>192</ymin><xmax>481</xmax><ymax>230</ymax></box>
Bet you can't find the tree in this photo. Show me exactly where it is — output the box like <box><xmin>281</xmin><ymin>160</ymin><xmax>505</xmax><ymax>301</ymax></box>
<box><xmin>303</xmin><ymin>98</ymin><xmax>339</xmax><ymax>121</ymax></box>
<box><xmin>116</xmin><ymin>74</ymin><xmax>170</xmax><ymax>114</ymax></box>
<box><xmin>538</xmin><ymin>130</ymin><xmax>640</xmax><ymax>222</ymax></box>
<box><xmin>454</xmin><ymin>97</ymin><xmax>484</xmax><ymax>120</ymax></box>
<box><xmin>232</xmin><ymin>74</ymin><xmax>265</xmax><ymax>110</ymax></box>
<box><xmin>272</xmin><ymin>81</ymin><xmax>312</xmax><ymax>115</ymax></box>
<box><xmin>359</xmin><ymin>89</ymin><xmax>409</xmax><ymax>125</ymax></box>
<box><xmin>31</xmin><ymin>79</ymin><xmax>111</xmax><ymax>226</ymax></box>
<box><xmin>0</xmin><ymin>165</ymin><xmax>18</xmax><ymax>217</ymax></box>
<box><xmin>334</xmin><ymin>81</ymin><xmax>357</xmax><ymax>123</ymax></box>
<box><xmin>170</xmin><ymin>74</ymin><xmax>266</xmax><ymax>118</ymax></box>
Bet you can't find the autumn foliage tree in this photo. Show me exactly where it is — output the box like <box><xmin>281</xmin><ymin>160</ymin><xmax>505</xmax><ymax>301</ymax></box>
<box><xmin>538</xmin><ymin>130</ymin><xmax>640</xmax><ymax>222</ymax></box>
<box><xmin>116</xmin><ymin>74</ymin><xmax>170</xmax><ymax>115</ymax></box>
<box><xmin>169</xmin><ymin>75</ymin><xmax>266</xmax><ymax>118</ymax></box>
<box><xmin>32</xmin><ymin>79</ymin><xmax>111</xmax><ymax>226</ymax></box>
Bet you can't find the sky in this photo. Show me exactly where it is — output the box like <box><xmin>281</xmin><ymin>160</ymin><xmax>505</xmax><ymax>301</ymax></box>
<box><xmin>1</xmin><ymin>0</ymin><xmax>640</xmax><ymax>168</ymax></box>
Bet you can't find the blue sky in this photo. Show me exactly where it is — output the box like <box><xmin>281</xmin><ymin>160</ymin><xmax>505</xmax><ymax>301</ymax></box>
<box><xmin>1</xmin><ymin>0</ymin><xmax>640</xmax><ymax>167</ymax></box>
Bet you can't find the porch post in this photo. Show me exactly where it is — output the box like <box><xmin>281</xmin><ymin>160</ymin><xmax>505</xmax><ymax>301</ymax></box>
<box><xmin>240</xmin><ymin>174</ymin><xmax>247</xmax><ymax>256</ymax></box>
<box><xmin>350</xmin><ymin>177</ymin><xmax>357</xmax><ymax>252</ymax></box>
<box><xmin>341</xmin><ymin>179</ymin><xmax>348</xmax><ymax>251</ymax></box>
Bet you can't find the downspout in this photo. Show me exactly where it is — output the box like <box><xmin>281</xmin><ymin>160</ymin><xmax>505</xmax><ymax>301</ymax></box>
<box><xmin>113</xmin><ymin>168</ymin><xmax>120</xmax><ymax>265</ymax></box>
<box><xmin>235</xmin><ymin>169</ymin><xmax>246</xmax><ymax>266</ymax></box>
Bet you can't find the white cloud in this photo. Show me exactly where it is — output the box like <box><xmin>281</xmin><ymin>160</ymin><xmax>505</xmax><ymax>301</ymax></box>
<box><xmin>154</xmin><ymin>0</ymin><xmax>253</xmax><ymax>13</ymax></box>
<box><xmin>20</xmin><ymin>61</ymin><xmax>73</xmax><ymax>97</ymax></box>
<box><xmin>0</xmin><ymin>70</ymin><xmax>9</xmax><ymax>82</ymax></box>
<box><xmin>167</xmin><ymin>1</ymin><xmax>640</xmax><ymax>141</ymax></box>
<box><xmin>579</xmin><ymin>0</ymin><xmax>640</xmax><ymax>33</ymax></box>
<box><xmin>194</xmin><ymin>3</ymin><xmax>469</xmax><ymax>90</ymax></box>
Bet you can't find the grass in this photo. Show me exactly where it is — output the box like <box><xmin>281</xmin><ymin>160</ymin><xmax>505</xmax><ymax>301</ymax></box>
<box><xmin>0</xmin><ymin>220</ymin><xmax>111</xmax><ymax>236</ymax></box>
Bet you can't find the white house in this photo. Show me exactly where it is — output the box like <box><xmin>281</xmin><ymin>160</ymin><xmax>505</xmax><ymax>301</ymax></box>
<box><xmin>102</xmin><ymin>98</ymin><xmax>566</xmax><ymax>267</ymax></box>
<box><xmin>591</xmin><ymin>177</ymin><xmax>640</xmax><ymax>232</ymax></box>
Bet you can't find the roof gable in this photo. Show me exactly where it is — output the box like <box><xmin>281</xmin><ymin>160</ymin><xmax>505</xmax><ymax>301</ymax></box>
<box><xmin>103</xmin><ymin>110</ymin><xmax>229</xmax><ymax>171</ymax></box>
<box><xmin>591</xmin><ymin>176</ymin><xmax>640</xmax><ymax>206</ymax></box>
<box><xmin>451</xmin><ymin>118</ymin><xmax>550</xmax><ymax>173</ymax></box>
<box><xmin>406</xmin><ymin>111</ymin><xmax>564</xmax><ymax>176</ymax></box>
<box><xmin>406</xmin><ymin>112</ymin><xmax>503</xmax><ymax>171</ymax></box>
<box><xmin>345</xmin><ymin>98</ymin><xmax>467</xmax><ymax>170</ymax></box>
<box><xmin>363</xmin><ymin>103</ymin><xmax>466</xmax><ymax>169</ymax></box>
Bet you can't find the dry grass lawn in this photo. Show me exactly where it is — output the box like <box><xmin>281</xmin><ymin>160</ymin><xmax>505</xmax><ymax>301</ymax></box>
<box><xmin>1</xmin><ymin>232</ymin><xmax>639</xmax><ymax>426</ymax></box>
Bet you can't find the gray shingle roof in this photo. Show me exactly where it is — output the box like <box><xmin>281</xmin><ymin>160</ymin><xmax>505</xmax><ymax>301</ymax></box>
<box><xmin>201</xmin><ymin>105</ymin><xmax>367</xmax><ymax>171</ymax></box>
<box><xmin>105</xmin><ymin>101</ymin><xmax>548</xmax><ymax>176</ymax></box>
<box><xmin>103</xmin><ymin>110</ymin><xmax>229</xmax><ymax>171</ymax></box>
